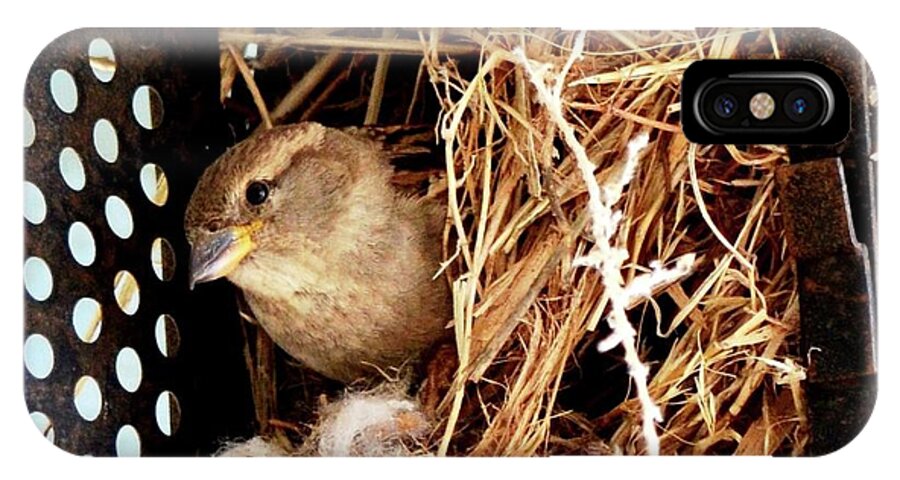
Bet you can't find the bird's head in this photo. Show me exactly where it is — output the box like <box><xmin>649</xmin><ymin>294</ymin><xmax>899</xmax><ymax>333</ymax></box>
<box><xmin>184</xmin><ymin>122</ymin><xmax>367</xmax><ymax>290</ymax></box>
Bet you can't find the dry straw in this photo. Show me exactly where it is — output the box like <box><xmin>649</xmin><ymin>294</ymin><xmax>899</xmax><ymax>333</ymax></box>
<box><xmin>221</xmin><ymin>27</ymin><xmax>806</xmax><ymax>456</ymax></box>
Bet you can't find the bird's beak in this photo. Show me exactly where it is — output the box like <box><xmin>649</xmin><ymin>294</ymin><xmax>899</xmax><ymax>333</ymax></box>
<box><xmin>188</xmin><ymin>223</ymin><xmax>259</xmax><ymax>290</ymax></box>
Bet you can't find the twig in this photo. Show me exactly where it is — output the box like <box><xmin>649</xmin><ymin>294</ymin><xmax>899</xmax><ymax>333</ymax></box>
<box><xmin>404</xmin><ymin>59</ymin><xmax>426</xmax><ymax>124</ymax></box>
<box><xmin>220</xmin><ymin>30</ymin><xmax>480</xmax><ymax>56</ymax></box>
<box><xmin>269</xmin><ymin>50</ymin><xmax>344</xmax><ymax>126</ymax></box>
<box><xmin>610</xmin><ymin>107</ymin><xmax>680</xmax><ymax>133</ymax></box>
<box><xmin>299</xmin><ymin>62</ymin><xmax>353</xmax><ymax>122</ymax></box>
<box><xmin>438</xmin><ymin>51</ymin><xmax>509</xmax><ymax>275</ymax></box>
<box><xmin>226</xmin><ymin>44</ymin><xmax>272</xmax><ymax>130</ymax></box>
<box><xmin>236</xmin><ymin>292</ymin><xmax>278</xmax><ymax>435</ymax></box>
<box><xmin>569</xmin><ymin>59</ymin><xmax>694</xmax><ymax>86</ymax></box>
<box><xmin>687</xmin><ymin>143</ymin><xmax>754</xmax><ymax>271</ymax></box>
<box><xmin>365</xmin><ymin>29</ymin><xmax>395</xmax><ymax>125</ymax></box>
<box><xmin>219</xmin><ymin>50</ymin><xmax>238</xmax><ymax>104</ymax></box>
<box><xmin>438</xmin><ymin>275</ymin><xmax>474</xmax><ymax>456</ymax></box>
<box><xmin>268</xmin><ymin>418</ymin><xmax>305</xmax><ymax>436</ymax></box>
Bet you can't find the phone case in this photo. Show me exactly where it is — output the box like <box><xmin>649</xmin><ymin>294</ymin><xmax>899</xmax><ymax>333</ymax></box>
<box><xmin>22</xmin><ymin>28</ymin><xmax>877</xmax><ymax>456</ymax></box>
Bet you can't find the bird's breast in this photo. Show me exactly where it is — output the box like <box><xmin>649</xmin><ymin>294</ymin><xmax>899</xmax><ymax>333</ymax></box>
<box><xmin>242</xmin><ymin>282</ymin><xmax>415</xmax><ymax>382</ymax></box>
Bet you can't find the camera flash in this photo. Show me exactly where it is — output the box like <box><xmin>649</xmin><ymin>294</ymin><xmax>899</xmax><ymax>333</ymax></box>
<box><xmin>749</xmin><ymin>92</ymin><xmax>775</xmax><ymax>120</ymax></box>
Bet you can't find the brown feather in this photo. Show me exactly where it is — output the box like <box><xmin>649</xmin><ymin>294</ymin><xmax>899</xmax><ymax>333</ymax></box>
<box><xmin>185</xmin><ymin>122</ymin><xmax>451</xmax><ymax>382</ymax></box>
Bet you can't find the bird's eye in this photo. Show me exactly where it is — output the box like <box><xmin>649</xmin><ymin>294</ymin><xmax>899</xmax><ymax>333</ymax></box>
<box><xmin>245</xmin><ymin>181</ymin><xmax>270</xmax><ymax>206</ymax></box>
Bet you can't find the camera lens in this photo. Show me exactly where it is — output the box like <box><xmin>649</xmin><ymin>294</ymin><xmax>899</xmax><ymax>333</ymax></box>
<box><xmin>713</xmin><ymin>94</ymin><xmax>738</xmax><ymax>118</ymax></box>
<box><xmin>791</xmin><ymin>98</ymin><xmax>809</xmax><ymax>116</ymax></box>
<box><xmin>784</xmin><ymin>88</ymin><xmax>819</xmax><ymax>123</ymax></box>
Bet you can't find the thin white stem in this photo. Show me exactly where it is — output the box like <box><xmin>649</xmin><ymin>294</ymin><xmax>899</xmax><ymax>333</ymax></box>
<box><xmin>514</xmin><ymin>31</ymin><xmax>677</xmax><ymax>455</ymax></box>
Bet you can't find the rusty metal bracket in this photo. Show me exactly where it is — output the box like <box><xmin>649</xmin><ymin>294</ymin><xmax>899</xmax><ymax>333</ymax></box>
<box><xmin>779</xmin><ymin>28</ymin><xmax>878</xmax><ymax>456</ymax></box>
<box><xmin>776</xmin><ymin>159</ymin><xmax>876</xmax><ymax>456</ymax></box>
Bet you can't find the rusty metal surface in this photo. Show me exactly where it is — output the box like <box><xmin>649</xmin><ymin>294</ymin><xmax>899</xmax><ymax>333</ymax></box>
<box><xmin>776</xmin><ymin>158</ymin><xmax>877</xmax><ymax>456</ymax></box>
<box><xmin>776</xmin><ymin>160</ymin><xmax>859</xmax><ymax>260</ymax></box>
<box><xmin>780</xmin><ymin>28</ymin><xmax>878</xmax><ymax>265</ymax></box>
<box><xmin>799</xmin><ymin>249</ymin><xmax>875</xmax><ymax>380</ymax></box>
<box><xmin>778</xmin><ymin>29</ymin><xmax>878</xmax><ymax>455</ymax></box>
<box><xmin>24</xmin><ymin>29</ymin><xmax>254</xmax><ymax>455</ymax></box>
<box><xmin>775</xmin><ymin>158</ymin><xmax>876</xmax><ymax>378</ymax></box>
<box><xmin>778</xmin><ymin>28</ymin><xmax>878</xmax><ymax>457</ymax></box>
<box><xmin>775</xmin><ymin>161</ymin><xmax>876</xmax><ymax>378</ymax></box>
<box><xmin>804</xmin><ymin>377</ymin><xmax>877</xmax><ymax>453</ymax></box>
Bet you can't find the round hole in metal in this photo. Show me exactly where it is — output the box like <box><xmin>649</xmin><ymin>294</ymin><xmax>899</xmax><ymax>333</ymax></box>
<box><xmin>93</xmin><ymin>119</ymin><xmax>119</xmax><ymax>163</ymax></box>
<box><xmin>72</xmin><ymin>297</ymin><xmax>102</xmax><ymax>343</ymax></box>
<box><xmin>49</xmin><ymin>69</ymin><xmax>78</xmax><ymax>114</ymax></box>
<box><xmin>113</xmin><ymin>270</ymin><xmax>140</xmax><ymax>315</ymax></box>
<box><xmin>68</xmin><ymin>222</ymin><xmax>96</xmax><ymax>267</ymax></box>
<box><xmin>30</xmin><ymin>412</ymin><xmax>55</xmax><ymax>444</ymax></box>
<box><xmin>23</xmin><ymin>181</ymin><xmax>47</xmax><ymax>225</ymax></box>
<box><xmin>132</xmin><ymin>85</ymin><xmax>164</xmax><ymax>130</ymax></box>
<box><xmin>154</xmin><ymin>314</ymin><xmax>180</xmax><ymax>358</ymax></box>
<box><xmin>151</xmin><ymin>237</ymin><xmax>176</xmax><ymax>282</ymax></box>
<box><xmin>140</xmin><ymin>163</ymin><xmax>169</xmax><ymax>206</ymax></box>
<box><xmin>24</xmin><ymin>257</ymin><xmax>53</xmax><ymax>302</ymax></box>
<box><xmin>73</xmin><ymin>375</ymin><xmax>102</xmax><ymax>422</ymax></box>
<box><xmin>24</xmin><ymin>107</ymin><xmax>35</xmax><ymax>147</ymax></box>
<box><xmin>59</xmin><ymin>147</ymin><xmax>86</xmax><ymax>191</ymax></box>
<box><xmin>23</xmin><ymin>334</ymin><xmax>54</xmax><ymax>380</ymax></box>
<box><xmin>88</xmin><ymin>38</ymin><xmax>116</xmax><ymax>83</ymax></box>
<box><xmin>115</xmin><ymin>347</ymin><xmax>142</xmax><ymax>393</ymax></box>
<box><xmin>155</xmin><ymin>391</ymin><xmax>181</xmax><ymax>437</ymax></box>
<box><xmin>105</xmin><ymin>195</ymin><xmax>134</xmax><ymax>239</ymax></box>
<box><xmin>115</xmin><ymin>425</ymin><xmax>141</xmax><ymax>457</ymax></box>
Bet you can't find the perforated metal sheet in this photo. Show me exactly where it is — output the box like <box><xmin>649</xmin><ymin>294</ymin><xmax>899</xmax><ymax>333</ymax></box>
<box><xmin>24</xmin><ymin>28</ymin><xmax>254</xmax><ymax>456</ymax></box>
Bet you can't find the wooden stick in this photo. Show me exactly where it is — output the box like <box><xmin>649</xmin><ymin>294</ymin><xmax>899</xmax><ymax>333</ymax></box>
<box><xmin>404</xmin><ymin>59</ymin><xmax>426</xmax><ymax>124</ymax></box>
<box><xmin>227</xmin><ymin>44</ymin><xmax>272</xmax><ymax>130</ymax></box>
<box><xmin>365</xmin><ymin>29</ymin><xmax>396</xmax><ymax>125</ymax></box>
<box><xmin>220</xmin><ymin>30</ymin><xmax>480</xmax><ymax>56</ymax></box>
<box><xmin>270</xmin><ymin>49</ymin><xmax>343</xmax><ymax>125</ymax></box>
<box><xmin>299</xmin><ymin>64</ymin><xmax>353</xmax><ymax>122</ymax></box>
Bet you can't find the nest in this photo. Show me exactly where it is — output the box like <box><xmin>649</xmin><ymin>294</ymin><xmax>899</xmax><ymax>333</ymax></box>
<box><xmin>218</xmin><ymin>28</ymin><xmax>806</xmax><ymax>456</ymax></box>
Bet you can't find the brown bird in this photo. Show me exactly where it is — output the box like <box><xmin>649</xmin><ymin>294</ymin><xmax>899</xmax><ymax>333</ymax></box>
<box><xmin>184</xmin><ymin>122</ymin><xmax>451</xmax><ymax>383</ymax></box>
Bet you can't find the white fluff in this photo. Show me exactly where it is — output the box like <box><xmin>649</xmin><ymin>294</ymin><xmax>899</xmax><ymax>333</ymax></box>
<box><xmin>214</xmin><ymin>387</ymin><xmax>430</xmax><ymax>457</ymax></box>
<box><xmin>216</xmin><ymin>436</ymin><xmax>289</xmax><ymax>457</ymax></box>
<box><xmin>314</xmin><ymin>390</ymin><xmax>430</xmax><ymax>456</ymax></box>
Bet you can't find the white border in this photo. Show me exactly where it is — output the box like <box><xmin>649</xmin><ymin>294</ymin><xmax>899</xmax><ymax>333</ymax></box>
<box><xmin>3</xmin><ymin>2</ymin><xmax>896</xmax><ymax>479</ymax></box>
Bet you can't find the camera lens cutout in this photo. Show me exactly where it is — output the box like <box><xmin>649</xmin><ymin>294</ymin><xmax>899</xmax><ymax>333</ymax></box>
<box><xmin>783</xmin><ymin>88</ymin><xmax>820</xmax><ymax>123</ymax></box>
<box><xmin>682</xmin><ymin>60</ymin><xmax>848</xmax><ymax>144</ymax></box>
<box><xmin>713</xmin><ymin>94</ymin><xmax>738</xmax><ymax>118</ymax></box>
